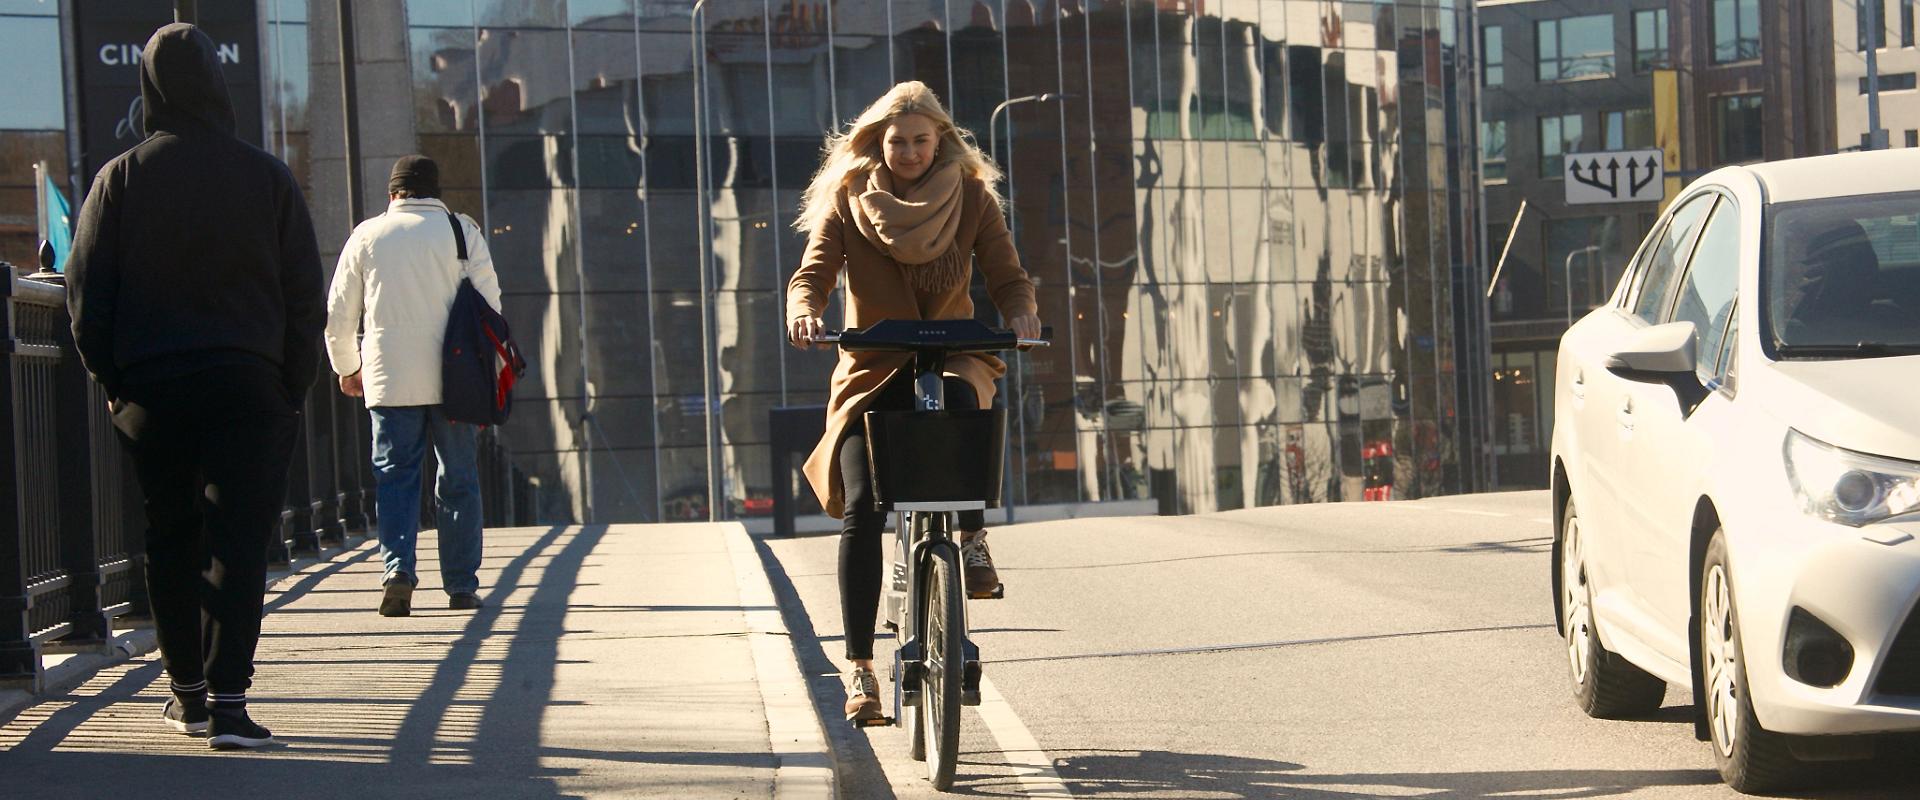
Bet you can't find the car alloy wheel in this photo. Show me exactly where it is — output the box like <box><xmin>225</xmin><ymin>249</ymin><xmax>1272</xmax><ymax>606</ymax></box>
<box><xmin>1563</xmin><ymin>513</ymin><xmax>1593</xmax><ymax>685</ymax></box>
<box><xmin>1702</xmin><ymin>561</ymin><xmax>1739</xmax><ymax>757</ymax></box>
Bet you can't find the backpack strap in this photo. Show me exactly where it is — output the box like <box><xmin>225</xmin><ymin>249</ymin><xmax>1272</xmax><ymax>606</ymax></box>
<box><xmin>446</xmin><ymin>211</ymin><xmax>468</xmax><ymax>262</ymax></box>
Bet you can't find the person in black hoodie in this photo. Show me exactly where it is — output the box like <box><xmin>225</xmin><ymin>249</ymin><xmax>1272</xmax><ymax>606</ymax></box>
<box><xmin>65</xmin><ymin>23</ymin><xmax>323</xmax><ymax>751</ymax></box>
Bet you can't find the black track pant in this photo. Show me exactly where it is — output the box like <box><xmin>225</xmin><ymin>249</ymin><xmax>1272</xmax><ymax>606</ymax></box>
<box><xmin>838</xmin><ymin>373</ymin><xmax>984</xmax><ymax>661</ymax></box>
<box><xmin>111</xmin><ymin>364</ymin><xmax>298</xmax><ymax>700</ymax></box>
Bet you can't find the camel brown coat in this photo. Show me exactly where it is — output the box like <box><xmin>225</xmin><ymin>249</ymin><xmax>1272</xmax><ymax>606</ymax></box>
<box><xmin>788</xmin><ymin>175</ymin><xmax>1036</xmax><ymax>519</ymax></box>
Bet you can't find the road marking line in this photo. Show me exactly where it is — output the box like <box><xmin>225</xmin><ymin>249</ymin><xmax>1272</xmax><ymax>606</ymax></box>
<box><xmin>723</xmin><ymin>523</ymin><xmax>835</xmax><ymax>800</ymax></box>
<box><xmin>977</xmin><ymin>676</ymin><xmax>1072</xmax><ymax>797</ymax></box>
<box><xmin>1444</xmin><ymin>509</ymin><xmax>1510</xmax><ymax>518</ymax></box>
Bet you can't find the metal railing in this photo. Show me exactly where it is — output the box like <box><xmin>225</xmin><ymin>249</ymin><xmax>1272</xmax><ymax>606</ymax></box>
<box><xmin>1</xmin><ymin>268</ymin><xmax>137</xmax><ymax>687</ymax></box>
<box><xmin>1</xmin><ymin>264</ymin><xmax>538</xmax><ymax>689</ymax></box>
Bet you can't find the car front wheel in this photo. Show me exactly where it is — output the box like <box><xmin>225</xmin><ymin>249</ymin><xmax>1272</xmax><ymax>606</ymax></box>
<box><xmin>1700</xmin><ymin>529</ymin><xmax>1802</xmax><ymax>793</ymax></box>
<box><xmin>1561</xmin><ymin>496</ymin><xmax>1665</xmax><ymax>718</ymax></box>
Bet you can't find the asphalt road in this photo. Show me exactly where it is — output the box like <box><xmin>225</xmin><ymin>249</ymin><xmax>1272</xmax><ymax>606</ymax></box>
<box><xmin>756</xmin><ymin>490</ymin><xmax>1920</xmax><ymax>799</ymax></box>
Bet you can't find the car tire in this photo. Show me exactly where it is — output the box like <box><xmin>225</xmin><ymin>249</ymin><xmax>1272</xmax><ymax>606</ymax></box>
<box><xmin>1560</xmin><ymin>497</ymin><xmax>1666</xmax><ymax>719</ymax></box>
<box><xmin>1700</xmin><ymin>530</ymin><xmax>1802</xmax><ymax>793</ymax></box>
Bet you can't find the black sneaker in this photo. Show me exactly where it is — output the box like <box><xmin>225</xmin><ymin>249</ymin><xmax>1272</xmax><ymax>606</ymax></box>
<box><xmin>448</xmin><ymin>592</ymin><xmax>482</xmax><ymax>610</ymax></box>
<box><xmin>162</xmin><ymin>697</ymin><xmax>209</xmax><ymax>735</ymax></box>
<box><xmin>379</xmin><ymin>575</ymin><xmax>414</xmax><ymax>617</ymax></box>
<box><xmin>207</xmin><ymin>708</ymin><xmax>274</xmax><ymax>750</ymax></box>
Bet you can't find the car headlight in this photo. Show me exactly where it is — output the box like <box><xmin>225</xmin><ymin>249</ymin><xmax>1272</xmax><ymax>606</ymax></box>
<box><xmin>1784</xmin><ymin>430</ymin><xmax>1920</xmax><ymax>527</ymax></box>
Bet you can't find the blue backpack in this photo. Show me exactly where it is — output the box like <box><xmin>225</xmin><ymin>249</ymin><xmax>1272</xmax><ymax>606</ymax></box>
<box><xmin>440</xmin><ymin>212</ymin><xmax>524</xmax><ymax>426</ymax></box>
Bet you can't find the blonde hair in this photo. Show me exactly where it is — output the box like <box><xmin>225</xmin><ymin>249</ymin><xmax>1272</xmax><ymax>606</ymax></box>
<box><xmin>794</xmin><ymin>81</ymin><xmax>1003</xmax><ymax>234</ymax></box>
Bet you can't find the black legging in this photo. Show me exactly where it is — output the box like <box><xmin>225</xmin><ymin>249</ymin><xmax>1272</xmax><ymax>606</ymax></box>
<box><xmin>839</xmin><ymin>372</ymin><xmax>984</xmax><ymax>661</ymax></box>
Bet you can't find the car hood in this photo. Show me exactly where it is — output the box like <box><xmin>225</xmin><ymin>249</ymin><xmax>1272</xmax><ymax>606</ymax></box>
<box><xmin>1755</xmin><ymin>354</ymin><xmax>1920</xmax><ymax>460</ymax></box>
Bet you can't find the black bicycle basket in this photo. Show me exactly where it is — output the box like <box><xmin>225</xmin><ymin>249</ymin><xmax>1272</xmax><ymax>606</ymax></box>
<box><xmin>863</xmin><ymin>408</ymin><xmax>1006</xmax><ymax>508</ymax></box>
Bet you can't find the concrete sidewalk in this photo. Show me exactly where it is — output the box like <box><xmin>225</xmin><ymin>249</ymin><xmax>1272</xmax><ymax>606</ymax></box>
<box><xmin>0</xmin><ymin>524</ymin><xmax>832</xmax><ymax>799</ymax></box>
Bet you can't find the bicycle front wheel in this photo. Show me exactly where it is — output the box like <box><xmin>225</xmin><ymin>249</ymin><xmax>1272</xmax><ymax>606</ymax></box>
<box><xmin>921</xmin><ymin>538</ymin><xmax>965</xmax><ymax>789</ymax></box>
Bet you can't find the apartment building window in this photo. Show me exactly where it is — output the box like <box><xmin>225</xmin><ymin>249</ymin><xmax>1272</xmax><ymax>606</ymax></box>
<box><xmin>1712</xmin><ymin>94</ymin><xmax>1764</xmax><ymax>165</ymax></box>
<box><xmin>1860</xmin><ymin>72</ymin><xmax>1919</xmax><ymax>92</ymax></box>
<box><xmin>1863</xmin><ymin>0</ymin><xmax>1889</xmax><ymax>49</ymax></box>
<box><xmin>1540</xmin><ymin>113</ymin><xmax>1584</xmax><ymax>177</ymax></box>
<box><xmin>1714</xmin><ymin>0</ymin><xmax>1761</xmax><ymax>63</ymax></box>
<box><xmin>1906</xmin><ymin>129</ymin><xmax>1918</xmax><ymax>148</ymax></box>
<box><xmin>1604</xmin><ymin>108</ymin><xmax>1656</xmax><ymax>150</ymax></box>
<box><xmin>1634</xmin><ymin>9</ymin><xmax>1669</xmax><ymax>71</ymax></box>
<box><xmin>1905</xmin><ymin>0</ymin><xmax>1915</xmax><ymax>47</ymax></box>
<box><xmin>1483</xmin><ymin>120</ymin><xmax>1507</xmax><ymax>181</ymax></box>
<box><xmin>1483</xmin><ymin>26</ymin><xmax>1504</xmax><ymax>86</ymax></box>
<box><xmin>1537</xmin><ymin>15</ymin><xmax>1614</xmax><ymax>81</ymax></box>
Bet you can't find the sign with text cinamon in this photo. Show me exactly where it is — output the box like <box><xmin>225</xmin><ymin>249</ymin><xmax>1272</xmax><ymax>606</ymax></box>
<box><xmin>1563</xmin><ymin>149</ymin><xmax>1664</xmax><ymax>206</ymax></box>
<box><xmin>71</xmin><ymin>0</ymin><xmax>264</xmax><ymax>185</ymax></box>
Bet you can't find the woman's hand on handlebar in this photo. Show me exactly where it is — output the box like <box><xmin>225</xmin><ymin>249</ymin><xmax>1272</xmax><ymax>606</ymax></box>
<box><xmin>788</xmin><ymin>315</ymin><xmax>828</xmax><ymax>350</ymax></box>
<box><xmin>1008</xmin><ymin>314</ymin><xmax>1042</xmax><ymax>345</ymax></box>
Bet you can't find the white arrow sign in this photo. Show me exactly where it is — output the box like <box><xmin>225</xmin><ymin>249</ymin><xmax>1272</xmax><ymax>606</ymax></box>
<box><xmin>1564</xmin><ymin>149</ymin><xmax>1664</xmax><ymax>205</ymax></box>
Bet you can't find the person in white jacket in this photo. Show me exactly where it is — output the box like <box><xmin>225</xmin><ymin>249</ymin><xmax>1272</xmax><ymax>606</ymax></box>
<box><xmin>325</xmin><ymin>155</ymin><xmax>503</xmax><ymax>617</ymax></box>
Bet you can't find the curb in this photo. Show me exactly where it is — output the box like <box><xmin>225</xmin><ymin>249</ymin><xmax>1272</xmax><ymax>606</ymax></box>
<box><xmin>0</xmin><ymin>537</ymin><xmax>375</xmax><ymax>722</ymax></box>
<box><xmin>721</xmin><ymin>522</ymin><xmax>837</xmax><ymax>800</ymax></box>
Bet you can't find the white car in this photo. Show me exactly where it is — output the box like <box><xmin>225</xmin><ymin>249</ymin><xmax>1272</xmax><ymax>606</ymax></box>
<box><xmin>1551</xmin><ymin>148</ymin><xmax>1920</xmax><ymax>793</ymax></box>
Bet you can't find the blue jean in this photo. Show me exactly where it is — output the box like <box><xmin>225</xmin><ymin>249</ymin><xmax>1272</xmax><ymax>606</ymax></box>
<box><xmin>370</xmin><ymin>406</ymin><xmax>483</xmax><ymax>594</ymax></box>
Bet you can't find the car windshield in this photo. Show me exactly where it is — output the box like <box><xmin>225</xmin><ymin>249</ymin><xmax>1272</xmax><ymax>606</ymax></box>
<box><xmin>1767</xmin><ymin>190</ymin><xmax>1920</xmax><ymax>355</ymax></box>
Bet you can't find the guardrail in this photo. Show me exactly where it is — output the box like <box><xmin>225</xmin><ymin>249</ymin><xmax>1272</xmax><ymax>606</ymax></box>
<box><xmin>1</xmin><ymin>265</ymin><xmax>537</xmax><ymax>689</ymax></box>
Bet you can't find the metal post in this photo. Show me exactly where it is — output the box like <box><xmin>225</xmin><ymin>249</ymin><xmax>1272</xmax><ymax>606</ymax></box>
<box><xmin>987</xmin><ymin>93</ymin><xmax>1061</xmax><ymax>526</ymax></box>
<box><xmin>691</xmin><ymin>0</ymin><xmax>720</xmax><ymax>522</ymax></box>
<box><xmin>320</xmin><ymin>0</ymin><xmax>365</xmax><ymax>545</ymax></box>
<box><xmin>50</xmin><ymin>296</ymin><xmax>109</xmax><ymax>650</ymax></box>
<box><xmin>1563</xmin><ymin>244</ymin><xmax>1599</xmax><ymax>328</ymax></box>
<box><xmin>1868</xmin><ymin>0</ymin><xmax>1889</xmax><ymax>150</ymax></box>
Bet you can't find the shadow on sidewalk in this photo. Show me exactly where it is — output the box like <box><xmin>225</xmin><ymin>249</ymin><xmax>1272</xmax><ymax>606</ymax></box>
<box><xmin>0</xmin><ymin>524</ymin><xmax>773</xmax><ymax>798</ymax></box>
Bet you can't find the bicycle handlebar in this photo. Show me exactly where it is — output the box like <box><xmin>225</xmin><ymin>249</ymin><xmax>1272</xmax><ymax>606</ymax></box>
<box><xmin>804</xmin><ymin>319</ymin><xmax>1051</xmax><ymax>352</ymax></box>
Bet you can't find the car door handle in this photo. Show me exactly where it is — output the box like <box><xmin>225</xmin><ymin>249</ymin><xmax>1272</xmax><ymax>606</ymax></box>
<box><xmin>1571</xmin><ymin>370</ymin><xmax>1586</xmax><ymax>400</ymax></box>
<box><xmin>1616</xmin><ymin>396</ymin><xmax>1634</xmax><ymax>432</ymax></box>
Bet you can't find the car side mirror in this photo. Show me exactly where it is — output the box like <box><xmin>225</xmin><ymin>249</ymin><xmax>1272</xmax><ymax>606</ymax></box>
<box><xmin>1605</xmin><ymin>321</ymin><xmax>1708</xmax><ymax>412</ymax></box>
<box><xmin>1604</xmin><ymin>321</ymin><xmax>1697</xmax><ymax>380</ymax></box>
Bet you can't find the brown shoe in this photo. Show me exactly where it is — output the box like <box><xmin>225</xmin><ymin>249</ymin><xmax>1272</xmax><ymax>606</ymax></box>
<box><xmin>961</xmin><ymin>530</ymin><xmax>1001</xmax><ymax>597</ymax></box>
<box><xmin>844</xmin><ymin>668</ymin><xmax>883</xmax><ymax>723</ymax></box>
<box><xmin>379</xmin><ymin>577</ymin><xmax>414</xmax><ymax>617</ymax></box>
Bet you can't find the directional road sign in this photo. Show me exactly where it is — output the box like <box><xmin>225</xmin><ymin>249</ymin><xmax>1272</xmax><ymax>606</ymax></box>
<box><xmin>1563</xmin><ymin>149</ymin><xmax>1663</xmax><ymax>205</ymax></box>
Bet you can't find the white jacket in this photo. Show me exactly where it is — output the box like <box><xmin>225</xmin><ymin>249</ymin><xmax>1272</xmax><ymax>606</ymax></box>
<box><xmin>325</xmin><ymin>198</ymin><xmax>504</xmax><ymax>408</ymax></box>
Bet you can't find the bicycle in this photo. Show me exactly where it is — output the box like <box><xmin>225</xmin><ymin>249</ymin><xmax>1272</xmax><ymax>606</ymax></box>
<box><xmin>819</xmin><ymin>318</ymin><xmax>1048</xmax><ymax>790</ymax></box>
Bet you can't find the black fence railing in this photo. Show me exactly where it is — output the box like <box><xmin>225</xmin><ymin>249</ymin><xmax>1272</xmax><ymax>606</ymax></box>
<box><xmin>1</xmin><ymin>262</ymin><xmax>539</xmax><ymax>689</ymax></box>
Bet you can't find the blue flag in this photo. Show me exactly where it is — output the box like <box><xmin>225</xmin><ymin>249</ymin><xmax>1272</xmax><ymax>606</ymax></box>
<box><xmin>41</xmin><ymin>173</ymin><xmax>72</xmax><ymax>273</ymax></box>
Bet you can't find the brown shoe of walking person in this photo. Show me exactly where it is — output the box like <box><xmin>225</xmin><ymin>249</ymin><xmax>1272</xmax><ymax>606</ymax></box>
<box><xmin>961</xmin><ymin>530</ymin><xmax>1001</xmax><ymax>598</ymax></box>
<box><xmin>844</xmin><ymin>667</ymin><xmax>883</xmax><ymax>723</ymax></box>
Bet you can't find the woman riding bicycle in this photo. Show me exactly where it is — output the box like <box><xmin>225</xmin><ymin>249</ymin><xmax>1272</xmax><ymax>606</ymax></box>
<box><xmin>786</xmin><ymin>81</ymin><xmax>1041</xmax><ymax>723</ymax></box>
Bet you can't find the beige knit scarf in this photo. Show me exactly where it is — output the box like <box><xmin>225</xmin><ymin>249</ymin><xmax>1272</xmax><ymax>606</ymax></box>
<box><xmin>850</xmin><ymin>162</ymin><xmax>968</xmax><ymax>293</ymax></box>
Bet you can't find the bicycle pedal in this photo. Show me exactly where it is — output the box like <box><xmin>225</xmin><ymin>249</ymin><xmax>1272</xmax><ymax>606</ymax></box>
<box><xmin>852</xmin><ymin>715</ymin><xmax>894</xmax><ymax>728</ymax></box>
<box><xmin>967</xmin><ymin>584</ymin><xmax>1005</xmax><ymax>600</ymax></box>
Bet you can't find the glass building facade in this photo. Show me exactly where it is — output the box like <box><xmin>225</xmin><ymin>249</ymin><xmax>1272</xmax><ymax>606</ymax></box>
<box><xmin>6</xmin><ymin>0</ymin><xmax>1489</xmax><ymax>523</ymax></box>
<box><xmin>395</xmin><ymin>0</ymin><xmax>1488</xmax><ymax>522</ymax></box>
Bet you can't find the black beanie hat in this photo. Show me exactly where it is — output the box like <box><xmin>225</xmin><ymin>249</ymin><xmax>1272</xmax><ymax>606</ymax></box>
<box><xmin>388</xmin><ymin>154</ymin><xmax>440</xmax><ymax>197</ymax></box>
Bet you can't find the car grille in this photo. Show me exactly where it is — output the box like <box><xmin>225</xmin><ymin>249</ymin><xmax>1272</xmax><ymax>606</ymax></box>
<box><xmin>1879</xmin><ymin>607</ymin><xmax>1920</xmax><ymax>696</ymax></box>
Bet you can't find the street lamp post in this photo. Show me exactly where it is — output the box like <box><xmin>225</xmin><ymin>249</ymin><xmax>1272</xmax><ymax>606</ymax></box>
<box><xmin>988</xmin><ymin>93</ymin><xmax>1063</xmax><ymax>165</ymax></box>
<box><xmin>984</xmin><ymin>92</ymin><xmax>1061</xmax><ymax>526</ymax></box>
<box><xmin>1564</xmin><ymin>244</ymin><xmax>1601</xmax><ymax>328</ymax></box>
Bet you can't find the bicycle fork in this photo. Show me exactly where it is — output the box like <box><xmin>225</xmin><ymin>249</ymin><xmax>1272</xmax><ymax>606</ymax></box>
<box><xmin>890</xmin><ymin>518</ymin><xmax>984</xmax><ymax>715</ymax></box>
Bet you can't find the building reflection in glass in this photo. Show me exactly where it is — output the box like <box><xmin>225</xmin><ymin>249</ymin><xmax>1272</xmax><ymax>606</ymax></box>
<box><xmin>391</xmin><ymin>0</ymin><xmax>1485</xmax><ymax>522</ymax></box>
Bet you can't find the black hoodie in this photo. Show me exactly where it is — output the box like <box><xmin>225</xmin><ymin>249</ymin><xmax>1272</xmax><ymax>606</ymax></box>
<box><xmin>66</xmin><ymin>23</ymin><xmax>324</xmax><ymax>402</ymax></box>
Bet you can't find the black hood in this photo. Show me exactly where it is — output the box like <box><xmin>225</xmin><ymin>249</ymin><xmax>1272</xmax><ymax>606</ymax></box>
<box><xmin>140</xmin><ymin>23</ymin><xmax>236</xmax><ymax>136</ymax></box>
